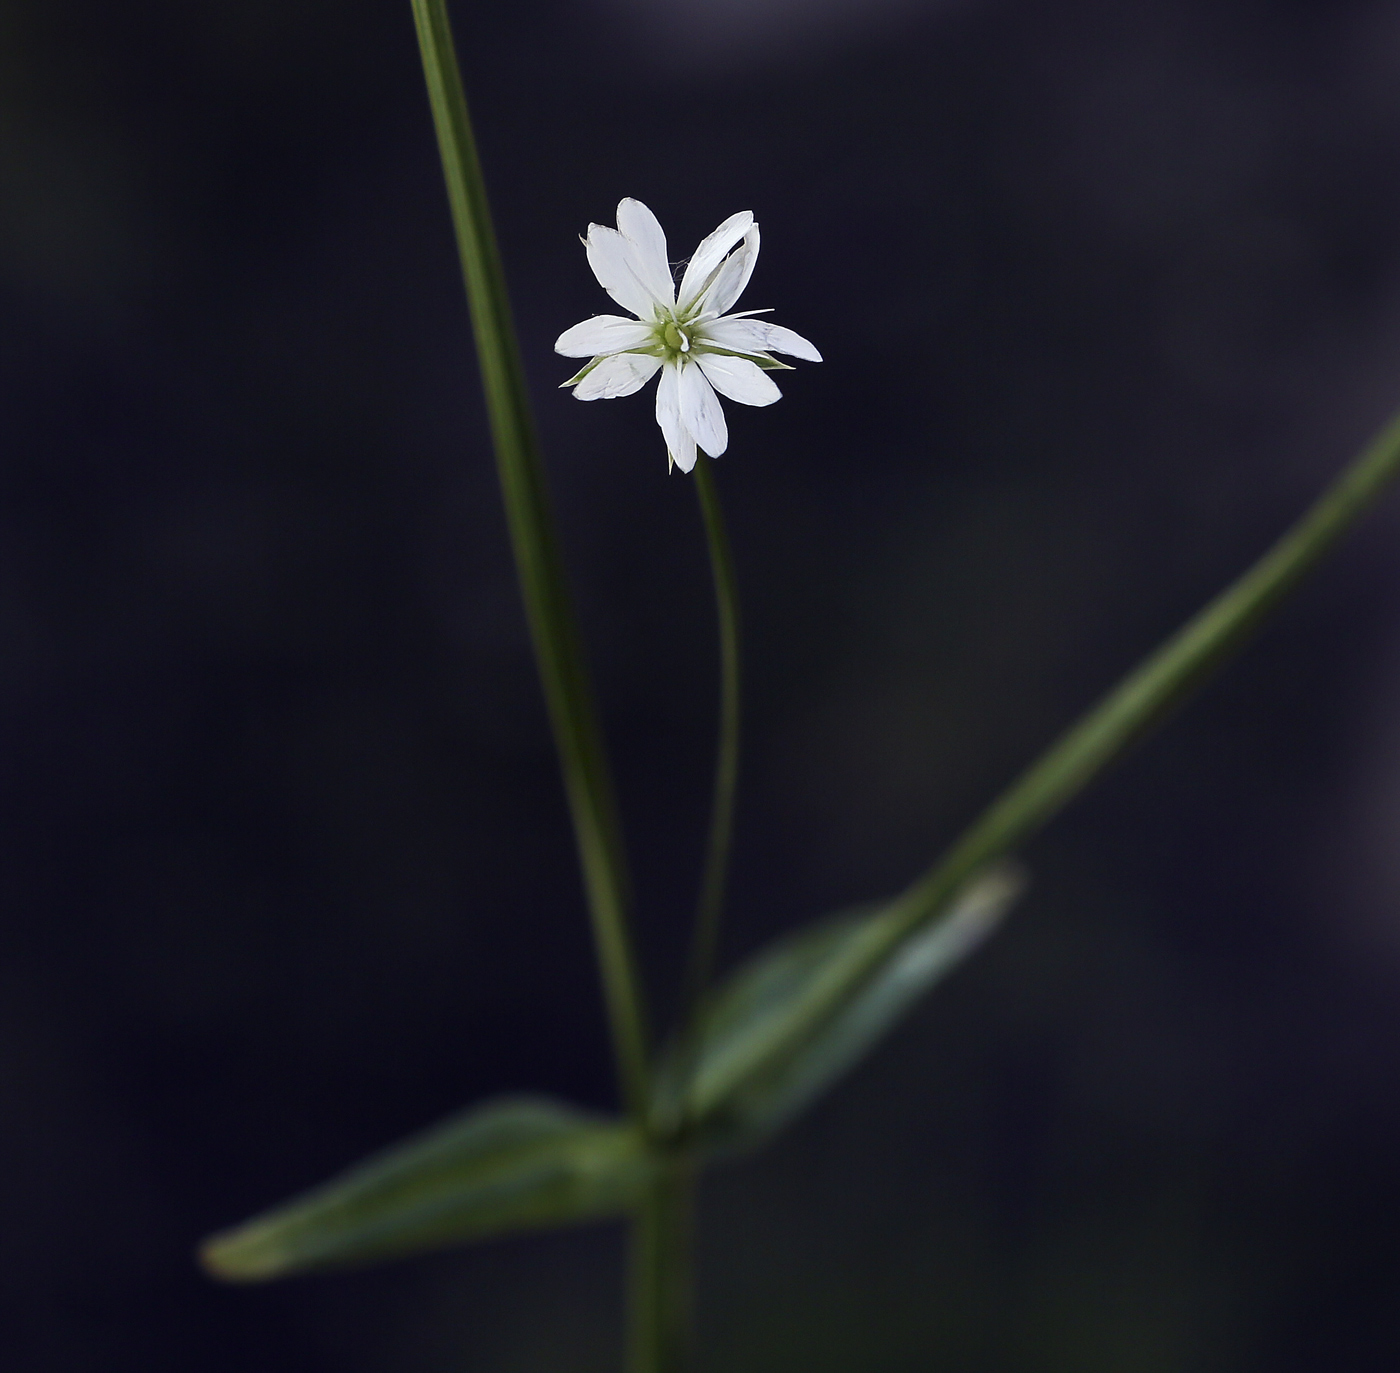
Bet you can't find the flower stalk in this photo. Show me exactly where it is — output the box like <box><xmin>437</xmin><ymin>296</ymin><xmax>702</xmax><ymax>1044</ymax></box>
<box><xmin>682</xmin><ymin>457</ymin><xmax>743</xmax><ymax>1026</ymax></box>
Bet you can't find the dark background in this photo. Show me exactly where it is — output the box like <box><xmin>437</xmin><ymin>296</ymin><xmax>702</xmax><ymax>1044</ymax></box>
<box><xmin>5</xmin><ymin>0</ymin><xmax>1400</xmax><ymax>1368</ymax></box>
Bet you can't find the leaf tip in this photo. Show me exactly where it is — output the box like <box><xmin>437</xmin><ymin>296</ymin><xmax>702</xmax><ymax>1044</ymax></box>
<box><xmin>196</xmin><ymin>1222</ymin><xmax>287</xmax><ymax>1284</ymax></box>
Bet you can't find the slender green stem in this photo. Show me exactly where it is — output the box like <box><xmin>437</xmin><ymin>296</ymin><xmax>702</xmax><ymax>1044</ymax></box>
<box><xmin>682</xmin><ymin>458</ymin><xmax>742</xmax><ymax>1028</ymax></box>
<box><xmin>885</xmin><ymin>403</ymin><xmax>1400</xmax><ymax>940</ymax></box>
<box><xmin>628</xmin><ymin>458</ymin><xmax>735</xmax><ymax>1373</ymax></box>
<box><xmin>409</xmin><ymin>0</ymin><xmax>650</xmax><ymax>1114</ymax></box>
<box><xmin>628</xmin><ymin>1154</ymin><xmax>696</xmax><ymax>1373</ymax></box>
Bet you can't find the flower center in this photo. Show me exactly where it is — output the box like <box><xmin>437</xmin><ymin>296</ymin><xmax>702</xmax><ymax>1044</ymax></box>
<box><xmin>663</xmin><ymin>320</ymin><xmax>691</xmax><ymax>355</ymax></box>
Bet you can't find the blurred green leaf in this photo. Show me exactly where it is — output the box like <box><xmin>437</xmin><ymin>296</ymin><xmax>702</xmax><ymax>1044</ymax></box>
<box><xmin>200</xmin><ymin>1096</ymin><xmax>653</xmax><ymax>1282</ymax></box>
<box><xmin>658</xmin><ymin>865</ymin><xmax>1022</xmax><ymax>1151</ymax></box>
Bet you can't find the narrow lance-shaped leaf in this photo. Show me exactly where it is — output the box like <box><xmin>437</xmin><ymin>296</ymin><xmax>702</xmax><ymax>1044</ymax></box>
<box><xmin>658</xmin><ymin>866</ymin><xmax>1023</xmax><ymax>1151</ymax></box>
<box><xmin>200</xmin><ymin>1096</ymin><xmax>653</xmax><ymax>1282</ymax></box>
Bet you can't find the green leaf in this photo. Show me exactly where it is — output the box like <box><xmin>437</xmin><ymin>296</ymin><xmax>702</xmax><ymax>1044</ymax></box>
<box><xmin>658</xmin><ymin>865</ymin><xmax>1022</xmax><ymax>1151</ymax></box>
<box><xmin>199</xmin><ymin>1097</ymin><xmax>653</xmax><ymax>1282</ymax></box>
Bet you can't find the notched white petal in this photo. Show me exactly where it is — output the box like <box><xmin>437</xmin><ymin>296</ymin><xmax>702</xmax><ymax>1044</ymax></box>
<box><xmin>697</xmin><ymin>317</ymin><xmax>766</xmax><ymax>353</ymax></box>
<box><xmin>701</xmin><ymin>250</ymin><xmax>746</xmax><ymax>319</ymax></box>
<box><xmin>701</xmin><ymin>315</ymin><xmax>821</xmax><ymax>361</ymax></box>
<box><xmin>702</xmin><ymin>226</ymin><xmax>761</xmax><ymax>316</ymax></box>
<box><xmin>655</xmin><ymin>361</ymin><xmax>690</xmax><ymax>464</ymax></box>
<box><xmin>678</xmin><ymin>360</ymin><xmax>728</xmax><ymax>457</ymax></box>
<box><xmin>669</xmin><ymin>430</ymin><xmax>697</xmax><ymax>474</ymax></box>
<box><xmin>573</xmin><ymin>352</ymin><xmax>662</xmax><ymax>401</ymax></box>
<box><xmin>758</xmin><ymin>322</ymin><xmax>821</xmax><ymax>361</ymax></box>
<box><xmin>555</xmin><ymin>315</ymin><xmax>656</xmax><ymax>357</ymax></box>
<box><xmin>678</xmin><ymin>211</ymin><xmax>755</xmax><ymax>310</ymax></box>
<box><xmin>696</xmin><ymin>353</ymin><xmax>782</xmax><ymax>407</ymax></box>
<box><xmin>616</xmin><ymin>199</ymin><xmax>675</xmax><ymax>309</ymax></box>
<box><xmin>586</xmin><ymin>225</ymin><xmax>661</xmax><ymax>319</ymax></box>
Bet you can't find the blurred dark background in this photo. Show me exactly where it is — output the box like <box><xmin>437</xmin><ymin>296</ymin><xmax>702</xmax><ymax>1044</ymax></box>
<box><xmin>4</xmin><ymin>0</ymin><xmax>1400</xmax><ymax>1368</ymax></box>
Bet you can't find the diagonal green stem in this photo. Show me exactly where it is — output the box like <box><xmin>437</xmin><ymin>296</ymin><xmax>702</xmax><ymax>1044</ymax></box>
<box><xmin>682</xmin><ymin>457</ymin><xmax>742</xmax><ymax>1029</ymax></box>
<box><xmin>886</xmin><ymin>404</ymin><xmax>1400</xmax><ymax>941</ymax></box>
<box><xmin>409</xmin><ymin>0</ymin><xmax>650</xmax><ymax>1115</ymax></box>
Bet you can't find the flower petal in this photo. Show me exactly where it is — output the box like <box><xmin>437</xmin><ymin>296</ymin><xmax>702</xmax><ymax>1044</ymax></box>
<box><xmin>669</xmin><ymin>429</ymin><xmax>697</xmax><ymax>473</ymax></box>
<box><xmin>696</xmin><ymin>353</ymin><xmax>782</xmax><ymax>407</ymax></box>
<box><xmin>615</xmin><ymin>199</ymin><xmax>674</xmax><ymax>310</ymax></box>
<box><xmin>655</xmin><ymin>361</ymin><xmax>689</xmax><ymax>461</ymax></box>
<box><xmin>586</xmin><ymin>225</ymin><xmax>662</xmax><ymax>319</ymax></box>
<box><xmin>572</xmin><ymin>352</ymin><xmax>662</xmax><ymax>400</ymax></box>
<box><xmin>700</xmin><ymin>316</ymin><xmax>822</xmax><ymax>361</ymax></box>
<box><xmin>677</xmin><ymin>211</ymin><xmax>754</xmax><ymax>311</ymax></box>
<box><xmin>678</xmin><ymin>359</ymin><xmax>728</xmax><ymax>457</ymax></box>
<box><xmin>758</xmin><ymin>322</ymin><xmax>821</xmax><ymax>362</ymax></box>
<box><xmin>555</xmin><ymin>315</ymin><xmax>657</xmax><ymax>358</ymax></box>
<box><xmin>701</xmin><ymin>226</ymin><xmax>760</xmax><ymax>316</ymax></box>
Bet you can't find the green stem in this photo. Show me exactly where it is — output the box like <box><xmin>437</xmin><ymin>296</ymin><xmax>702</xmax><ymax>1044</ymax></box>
<box><xmin>627</xmin><ymin>461</ymin><xmax>736</xmax><ymax>1373</ymax></box>
<box><xmin>628</xmin><ymin>1155</ymin><xmax>696</xmax><ymax>1373</ymax></box>
<box><xmin>682</xmin><ymin>458</ymin><xmax>742</xmax><ymax>1027</ymax></box>
<box><xmin>886</xmin><ymin>403</ymin><xmax>1400</xmax><ymax>941</ymax></box>
<box><xmin>409</xmin><ymin>0</ymin><xmax>650</xmax><ymax>1114</ymax></box>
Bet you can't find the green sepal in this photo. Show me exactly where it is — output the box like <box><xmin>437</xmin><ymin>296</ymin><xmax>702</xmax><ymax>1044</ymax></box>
<box><xmin>560</xmin><ymin>356</ymin><xmax>604</xmax><ymax>387</ymax></box>
<box><xmin>199</xmin><ymin>1096</ymin><xmax>653</xmax><ymax>1282</ymax></box>
<box><xmin>654</xmin><ymin>866</ymin><xmax>1022</xmax><ymax>1153</ymax></box>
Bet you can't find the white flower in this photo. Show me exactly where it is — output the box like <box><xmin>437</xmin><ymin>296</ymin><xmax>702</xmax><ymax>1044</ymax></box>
<box><xmin>555</xmin><ymin>199</ymin><xmax>821</xmax><ymax>473</ymax></box>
